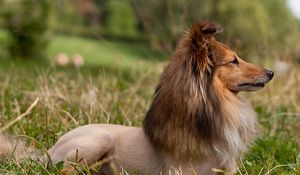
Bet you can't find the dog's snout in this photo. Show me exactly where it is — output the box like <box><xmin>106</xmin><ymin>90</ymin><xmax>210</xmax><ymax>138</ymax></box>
<box><xmin>265</xmin><ymin>70</ymin><xmax>274</xmax><ymax>79</ymax></box>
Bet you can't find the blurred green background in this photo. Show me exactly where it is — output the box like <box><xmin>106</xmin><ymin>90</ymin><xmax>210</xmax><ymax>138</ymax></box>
<box><xmin>0</xmin><ymin>0</ymin><xmax>300</xmax><ymax>174</ymax></box>
<box><xmin>0</xmin><ymin>0</ymin><xmax>300</xmax><ymax>62</ymax></box>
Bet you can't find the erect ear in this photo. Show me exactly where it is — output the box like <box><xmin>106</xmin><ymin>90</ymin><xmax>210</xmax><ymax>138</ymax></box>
<box><xmin>200</xmin><ymin>21</ymin><xmax>223</xmax><ymax>37</ymax></box>
<box><xmin>185</xmin><ymin>21</ymin><xmax>222</xmax><ymax>71</ymax></box>
<box><xmin>189</xmin><ymin>21</ymin><xmax>223</xmax><ymax>48</ymax></box>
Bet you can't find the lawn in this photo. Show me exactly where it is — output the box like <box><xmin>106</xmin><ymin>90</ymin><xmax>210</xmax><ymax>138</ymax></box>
<box><xmin>48</xmin><ymin>35</ymin><xmax>164</xmax><ymax>69</ymax></box>
<box><xmin>0</xmin><ymin>34</ymin><xmax>299</xmax><ymax>174</ymax></box>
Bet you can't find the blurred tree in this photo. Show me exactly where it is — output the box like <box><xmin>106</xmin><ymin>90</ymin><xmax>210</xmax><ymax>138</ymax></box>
<box><xmin>131</xmin><ymin>0</ymin><xmax>300</xmax><ymax>58</ymax></box>
<box><xmin>50</xmin><ymin>0</ymin><xmax>105</xmax><ymax>37</ymax></box>
<box><xmin>207</xmin><ymin>0</ymin><xmax>300</xmax><ymax>58</ymax></box>
<box><xmin>51</xmin><ymin>0</ymin><xmax>83</xmax><ymax>35</ymax></box>
<box><xmin>75</xmin><ymin>0</ymin><xmax>100</xmax><ymax>26</ymax></box>
<box><xmin>132</xmin><ymin>0</ymin><xmax>209</xmax><ymax>52</ymax></box>
<box><xmin>260</xmin><ymin>0</ymin><xmax>300</xmax><ymax>59</ymax></box>
<box><xmin>207</xmin><ymin>0</ymin><xmax>271</xmax><ymax>56</ymax></box>
<box><xmin>2</xmin><ymin>0</ymin><xmax>51</xmax><ymax>58</ymax></box>
<box><xmin>104</xmin><ymin>0</ymin><xmax>138</xmax><ymax>39</ymax></box>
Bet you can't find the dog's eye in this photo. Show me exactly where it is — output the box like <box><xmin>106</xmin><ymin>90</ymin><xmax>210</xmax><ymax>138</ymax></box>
<box><xmin>230</xmin><ymin>58</ymin><xmax>238</xmax><ymax>65</ymax></box>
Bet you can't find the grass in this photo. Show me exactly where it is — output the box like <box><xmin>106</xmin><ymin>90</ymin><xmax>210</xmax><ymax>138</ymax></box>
<box><xmin>0</xmin><ymin>34</ymin><xmax>299</xmax><ymax>174</ymax></box>
<box><xmin>47</xmin><ymin>35</ymin><xmax>165</xmax><ymax>69</ymax></box>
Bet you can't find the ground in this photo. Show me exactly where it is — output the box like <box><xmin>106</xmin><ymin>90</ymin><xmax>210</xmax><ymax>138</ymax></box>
<box><xmin>0</xmin><ymin>34</ymin><xmax>299</xmax><ymax>175</ymax></box>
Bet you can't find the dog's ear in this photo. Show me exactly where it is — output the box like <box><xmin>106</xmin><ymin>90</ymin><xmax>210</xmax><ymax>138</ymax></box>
<box><xmin>184</xmin><ymin>21</ymin><xmax>222</xmax><ymax>71</ymax></box>
<box><xmin>200</xmin><ymin>21</ymin><xmax>222</xmax><ymax>37</ymax></box>
<box><xmin>189</xmin><ymin>21</ymin><xmax>222</xmax><ymax>48</ymax></box>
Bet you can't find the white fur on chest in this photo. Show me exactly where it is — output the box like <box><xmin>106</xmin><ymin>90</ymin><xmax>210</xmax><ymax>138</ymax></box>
<box><xmin>214</xmin><ymin>98</ymin><xmax>257</xmax><ymax>165</ymax></box>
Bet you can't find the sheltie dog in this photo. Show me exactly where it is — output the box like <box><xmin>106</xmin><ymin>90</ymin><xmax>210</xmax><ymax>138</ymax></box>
<box><xmin>1</xmin><ymin>21</ymin><xmax>273</xmax><ymax>175</ymax></box>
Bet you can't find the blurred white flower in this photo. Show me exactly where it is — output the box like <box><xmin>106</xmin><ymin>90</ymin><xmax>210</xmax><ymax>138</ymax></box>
<box><xmin>71</xmin><ymin>53</ymin><xmax>85</xmax><ymax>68</ymax></box>
<box><xmin>55</xmin><ymin>53</ymin><xmax>69</xmax><ymax>66</ymax></box>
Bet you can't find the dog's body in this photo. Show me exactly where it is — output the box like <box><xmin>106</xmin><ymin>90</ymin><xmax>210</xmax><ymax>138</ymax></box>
<box><xmin>49</xmin><ymin>124</ymin><xmax>163</xmax><ymax>174</ymax></box>
<box><xmin>1</xmin><ymin>21</ymin><xmax>274</xmax><ymax>175</ymax></box>
<box><xmin>48</xmin><ymin>124</ymin><xmax>223</xmax><ymax>174</ymax></box>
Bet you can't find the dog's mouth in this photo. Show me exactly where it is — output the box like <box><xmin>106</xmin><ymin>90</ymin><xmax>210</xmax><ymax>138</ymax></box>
<box><xmin>233</xmin><ymin>81</ymin><xmax>267</xmax><ymax>92</ymax></box>
<box><xmin>238</xmin><ymin>82</ymin><xmax>265</xmax><ymax>88</ymax></box>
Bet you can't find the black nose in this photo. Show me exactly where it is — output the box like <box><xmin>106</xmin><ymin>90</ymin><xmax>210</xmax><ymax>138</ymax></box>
<box><xmin>266</xmin><ymin>70</ymin><xmax>274</xmax><ymax>79</ymax></box>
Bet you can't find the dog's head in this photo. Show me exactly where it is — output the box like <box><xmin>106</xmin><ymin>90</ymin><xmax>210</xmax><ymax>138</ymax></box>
<box><xmin>187</xmin><ymin>21</ymin><xmax>274</xmax><ymax>93</ymax></box>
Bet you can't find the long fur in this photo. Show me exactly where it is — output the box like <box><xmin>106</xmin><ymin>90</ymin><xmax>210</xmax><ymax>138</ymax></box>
<box><xmin>143</xmin><ymin>22</ymin><xmax>258</xmax><ymax>164</ymax></box>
